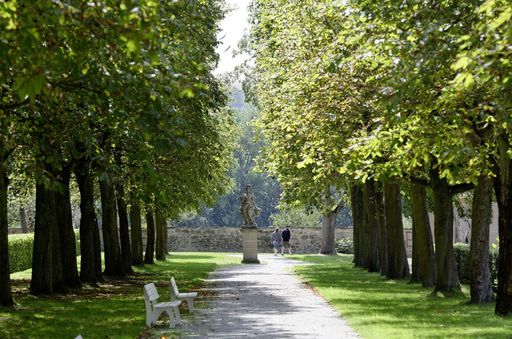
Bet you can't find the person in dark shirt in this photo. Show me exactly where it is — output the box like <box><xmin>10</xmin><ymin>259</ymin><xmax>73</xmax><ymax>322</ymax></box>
<box><xmin>281</xmin><ymin>226</ymin><xmax>291</xmax><ymax>255</ymax></box>
<box><xmin>271</xmin><ymin>228</ymin><xmax>283</xmax><ymax>256</ymax></box>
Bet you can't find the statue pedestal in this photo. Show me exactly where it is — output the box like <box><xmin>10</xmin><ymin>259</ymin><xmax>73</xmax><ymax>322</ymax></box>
<box><xmin>241</xmin><ymin>225</ymin><xmax>260</xmax><ymax>264</ymax></box>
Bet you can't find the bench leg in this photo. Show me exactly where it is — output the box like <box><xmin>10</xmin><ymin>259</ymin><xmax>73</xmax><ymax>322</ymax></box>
<box><xmin>147</xmin><ymin>311</ymin><xmax>158</xmax><ymax>327</ymax></box>
<box><xmin>186</xmin><ymin>298</ymin><xmax>194</xmax><ymax>313</ymax></box>
<box><xmin>167</xmin><ymin>309</ymin><xmax>177</xmax><ymax>328</ymax></box>
<box><xmin>173</xmin><ymin>306</ymin><xmax>181</xmax><ymax>324</ymax></box>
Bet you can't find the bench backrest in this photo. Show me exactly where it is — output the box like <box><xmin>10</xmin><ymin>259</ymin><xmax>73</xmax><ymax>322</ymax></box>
<box><xmin>170</xmin><ymin>277</ymin><xmax>180</xmax><ymax>299</ymax></box>
<box><xmin>144</xmin><ymin>283</ymin><xmax>160</xmax><ymax>313</ymax></box>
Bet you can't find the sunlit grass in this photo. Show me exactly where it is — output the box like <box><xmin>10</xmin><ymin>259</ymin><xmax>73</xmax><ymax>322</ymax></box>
<box><xmin>1</xmin><ymin>252</ymin><xmax>240</xmax><ymax>339</ymax></box>
<box><xmin>293</xmin><ymin>254</ymin><xmax>512</xmax><ymax>339</ymax></box>
<box><xmin>6</xmin><ymin>253</ymin><xmax>509</xmax><ymax>338</ymax></box>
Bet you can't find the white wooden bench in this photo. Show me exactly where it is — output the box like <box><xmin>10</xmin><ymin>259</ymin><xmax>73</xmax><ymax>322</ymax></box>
<box><xmin>143</xmin><ymin>283</ymin><xmax>182</xmax><ymax>328</ymax></box>
<box><xmin>170</xmin><ymin>277</ymin><xmax>198</xmax><ymax>313</ymax></box>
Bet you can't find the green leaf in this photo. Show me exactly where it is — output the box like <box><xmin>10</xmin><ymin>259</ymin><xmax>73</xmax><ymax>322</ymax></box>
<box><xmin>176</xmin><ymin>137</ymin><xmax>189</xmax><ymax>148</ymax></box>
<box><xmin>179</xmin><ymin>88</ymin><xmax>195</xmax><ymax>98</ymax></box>
<box><xmin>490</xmin><ymin>7</ymin><xmax>512</xmax><ymax>30</ymax></box>
<box><xmin>453</xmin><ymin>72</ymin><xmax>475</xmax><ymax>89</ymax></box>
<box><xmin>463</xmin><ymin>73</ymin><xmax>475</xmax><ymax>88</ymax></box>
<box><xmin>451</xmin><ymin>56</ymin><xmax>471</xmax><ymax>71</ymax></box>
<box><xmin>13</xmin><ymin>74</ymin><xmax>45</xmax><ymax>101</ymax></box>
<box><xmin>126</xmin><ymin>40</ymin><xmax>137</xmax><ymax>53</ymax></box>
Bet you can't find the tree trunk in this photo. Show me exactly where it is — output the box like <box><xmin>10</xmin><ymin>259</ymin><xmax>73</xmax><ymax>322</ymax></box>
<box><xmin>75</xmin><ymin>159</ymin><xmax>103</xmax><ymax>284</ymax></box>
<box><xmin>469</xmin><ymin>176</ymin><xmax>493</xmax><ymax>303</ymax></box>
<box><xmin>155</xmin><ymin>210</ymin><xmax>167</xmax><ymax>260</ymax></box>
<box><xmin>320</xmin><ymin>211</ymin><xmax>337</xmax><ymax>255</ymax></box>
<box><xmin>99</xmin><ymin>176</ymin><xmax>124</xmax><ymax>277</ymax></box>
<box><xmin>129</xmin><ymin>200</ymin><xmax>144</xmax><ymax>265</ymax></box>
<box><xmin>164</xmin><ymin>218</ymin><xmax>168</xmax><ymax>255</ymax></box>
<box><xmin>19</xmin><ymin>205</ymin><xmax>28</xmax><ymax>233</ymax></box>
<box><xmin>495</xmin><ymin>140</ymin><xmax>512</xmax><ymax>315</ymax></box>
<box><xmin>144</xmin><ymin>209</ymin><xmax>155</xmax><ymax>264</ymax></box>
<box><xmin>376</xmin><ymin>183</ymin><xmax>388</xmax><ymax>275</ymax></box>
<box><xmin>411</xmin><ymin>223</ymin><xmax>420</xmax><ymax>283</ymax></box>
<box><xmin>320</xmin><ymin>189</ymin><xmax>337</xmax><ymax>255</ymax></box>
<box><xmin>55</xmin><ymin>166</ymin><xmax>81</xmax><ymax>288</ymax></box>
<box><xmin>363</xmin><ymin>180</ymin><xmax>380</xmax><ymax>272</ymax></box>
<box><xmin>384</xmin><ymin>180</ymin><xmax>409</xmax><ymax>279</ymax></box>
<box><xmin>0</xmin><ymin>157</ymin><xmax>14</xmax><ymax>306</ymax></box>
<box><xmin>411</xmin><ymin>184</ymin><xmax>436</xmax><ymax>287</ymax></box>
<box><xmin>351</xmin><ymin>185</ymin><xmax>364</xmax><ymax>267</ymax></box>
<box><xmin>30</xmin><ymin>183</ymin><xmax>65</xmax><ymax>295</ymax></box>
<box><xmin>431</xmin><ymin>175</ymin><xmax>460</xmax><ymax>292</ymax></box>
<box><xmin>116</xmin><ymin>184</ymin><xmax>133</xmax><ymax>274</ymax></box>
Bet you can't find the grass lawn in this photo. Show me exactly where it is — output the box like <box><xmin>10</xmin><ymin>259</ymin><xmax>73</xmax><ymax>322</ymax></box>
<box><xmin>293</xmin><ymin>254</ymin><xmax>512</xmax><ymax>339</ymax></box>
<box><xmin>0</xmin><ymin>252</ymin><xmax>240</xmax><ymax>339</ymax></box>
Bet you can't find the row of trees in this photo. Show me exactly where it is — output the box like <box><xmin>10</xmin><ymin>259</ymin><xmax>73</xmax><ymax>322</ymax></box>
<box><xmin>0</xmin><ymin>0</ymin><xmax>234</xmax><ymax>306</ymax></box>
<box><xmin>249</xmin><ymin>0</ymin><xmax>512</xmax><ymax>315</ymax></box>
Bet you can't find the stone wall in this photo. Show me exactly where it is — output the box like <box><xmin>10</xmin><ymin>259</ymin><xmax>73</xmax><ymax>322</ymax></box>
<box><xmin>168</xmin><ymin>226</ymin><xmax>413</xmax><ymax>255</ymax></box>
<box><xmin>404</xmin><ymin>228</ymin><xmax>412</xmax><ymax>257</ymax></box>
<box><xmin>8</xmin><ymin>225</ymin><xmax>413</xmax><ymax>256</ymax></box>
<box><xmin>7</xmin><ymin>228</ymin><xmax>27</xmax><ymax>235</ymax></box>
<box><xmin>450</xmin><ymin>203</ymin><xmax>499</xmax><ymax>245</ymax></box>
<box><xmin>168</xmin><ymin>227</ymin><xmax>353</xmax><ymax>254</ymax></box>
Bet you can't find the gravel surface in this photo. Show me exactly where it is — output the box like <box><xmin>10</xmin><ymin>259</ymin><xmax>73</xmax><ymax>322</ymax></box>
<box><xmin>159</xmin><ymin>253</ymin><xmax>359</xmax><ymax>338</ymax></box>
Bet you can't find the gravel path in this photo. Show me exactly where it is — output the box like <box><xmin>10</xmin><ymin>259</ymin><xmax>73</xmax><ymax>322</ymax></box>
<box><xmin>166</xmin><ymin>254</ymin><xmax>359</xmax><ymax>338</ymax></box>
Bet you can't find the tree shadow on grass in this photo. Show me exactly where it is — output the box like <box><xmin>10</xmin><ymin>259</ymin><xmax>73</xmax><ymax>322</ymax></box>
<box><xmin>0</xmin><ymin>253</ymin><xmax>239</xmax><ymax>338</ymax></box>
<box><xmin>295</xmin><ymin>255</ymin><xmax>512</xmax><ymax>339</ymax></box>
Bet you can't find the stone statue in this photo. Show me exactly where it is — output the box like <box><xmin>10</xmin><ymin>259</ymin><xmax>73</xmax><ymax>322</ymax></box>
<box><xmin>240</xmin><ymin>184</ymin><xmax>260</xmax><ymax>226</ymax></box>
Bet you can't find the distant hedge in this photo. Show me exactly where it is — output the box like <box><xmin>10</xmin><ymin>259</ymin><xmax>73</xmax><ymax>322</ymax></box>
<box><xmin>454</xmin><ymin>242</ymin><xmax>499</xmax><ymax>292</ymax></box>
<box><xmin>8</xmin><ymin>230</ymin><xmax>80</xmax><ymax>274</ymax></box>
<box><xmin>335</xmin><ymin>238</ymin><xmax>354</xmax><ymax>254</ymax></box>
<box><xmin>8</xmin><ymin>234</ymin><xmax>33</xmax><ymax>273</ymax></box>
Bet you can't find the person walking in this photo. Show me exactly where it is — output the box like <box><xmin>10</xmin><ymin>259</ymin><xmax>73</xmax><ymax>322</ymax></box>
<box><xmin>271</xmin><ymin>228</ymin><xmax>283</xmax><ymax>256</ymax></box>
<box><xmin>281</xmin><ymin>226</ymin><xmax>292</xmax><ymax>255</ymax></box>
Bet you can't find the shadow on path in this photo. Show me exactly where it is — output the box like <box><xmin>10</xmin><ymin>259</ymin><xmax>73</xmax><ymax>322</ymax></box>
<box><xmin>158</xmin><ymin>254</ymin><xmax>359</xmax><ymax>338</ymax></box>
